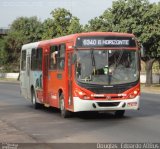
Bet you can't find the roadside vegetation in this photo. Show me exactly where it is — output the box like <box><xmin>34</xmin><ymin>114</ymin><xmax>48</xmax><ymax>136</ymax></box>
<box><xmin>0</xmin><ymin>0</ymin><xmax>159</xmax><ymax>86</ymax></box>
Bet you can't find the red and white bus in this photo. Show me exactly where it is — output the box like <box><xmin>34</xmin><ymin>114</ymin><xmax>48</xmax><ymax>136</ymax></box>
<box><xmin>20</xmin><ymin>32</ymin><xmax>141</xmax><ymax>118</ymax></box>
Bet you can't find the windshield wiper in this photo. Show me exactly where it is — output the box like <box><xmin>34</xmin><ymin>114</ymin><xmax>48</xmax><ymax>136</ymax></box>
<box><xmin>90</xmin><ymin>50</ymin><xmax>96</xmax><ymax>75</ymax></box>
<box><xmin>90</xmin><ymin>50</ymin><xmax>95</xmax><ymax>66</ymax></box>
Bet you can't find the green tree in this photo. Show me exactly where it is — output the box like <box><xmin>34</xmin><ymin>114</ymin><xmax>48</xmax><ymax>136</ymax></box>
<box><xmin>41</xmin><ymin>18</ymin><xmax>57</xmax><ymax>40</ymax></box>
<box><xmin>68</xmin><ymin>17</ymin><xmax>83</xmax><ymax>34</ymax></box>
<box><xmin>42</xmin><ymin>8</ymin><xmax>83</xmax><ymax>38</ymax></box>
<box><xmin>10</xmin><ymin>16</ymin><xmax>42</xmax><ymax>42</ymax></box>
<box><xmin>84</xmin><ymin>16</ymin><xmax>105</xmax><ymax>32</ymax></box>
<box><xmin>0</xmin><ymin>38</ymin><xmax>8</xmax><ymax>67</ymax></box>
<box><xmin>50</xmin><ymin>8</ymin><xmax>72</xmax><ymax>37</ymax></box>
<box><xmin>140</xmin><ymin>2</ymin><xmax>160</xmax><ymax>85</ymax></box>
<box><xmin>4</xmin><ymin>16</ymin><xmax>42</xmax><ymax>71</ymax></box>
<box><xmin>5</xmin><ymin>31</ymin><xmax>27</xmax><ymax>65</ymax></box>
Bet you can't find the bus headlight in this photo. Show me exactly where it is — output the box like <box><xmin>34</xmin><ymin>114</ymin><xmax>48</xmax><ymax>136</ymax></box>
<box><xmin>75</xmin><ymin>89</ymin><xmax>90</xmax><ymax>100</ymax></box>
<box><xmin>128</xmin><ymin>89</ymin><xmax>139</xmax><ymax>99</ymax></box>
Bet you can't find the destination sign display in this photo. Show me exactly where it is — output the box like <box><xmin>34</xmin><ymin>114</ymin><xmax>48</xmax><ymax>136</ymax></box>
<box><xmin>76</xmin><ymin>36</ymin><xmax>136</xmax><ymax>48</ymax></box>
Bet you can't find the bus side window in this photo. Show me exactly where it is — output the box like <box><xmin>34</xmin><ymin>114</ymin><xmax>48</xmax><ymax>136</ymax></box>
<box><xmin>49</xmin><ymin>45</ymin><xmax>59</xmax><ymax>70</ymax></box>
<box><xmin>37</xmin><ymin>48</ymin><xmax>42</xmax><ymax>70</ymax></box>
<box><xmin>57</xmin><ymin>44</ymin><xmax>66</xmax><ymax>70</ymax></box>
<box><xmin>31</xmin><ymin>48</ymin><xmax>36</xmax><ymax>70</ymax></box>
<box><xmin>31</xmin><ymin>48</ymin><xmax>42</xmax><ymax>70</ymax></box>
<box><xmin>21</xmin><ymin>50</ymin><xmax>26</xmax><ymax>71</ymax></box>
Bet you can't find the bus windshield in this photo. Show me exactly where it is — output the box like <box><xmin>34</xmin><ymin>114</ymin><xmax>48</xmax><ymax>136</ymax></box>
<box><xmin>76</xmin><ymin>49</ymin><xmax>139</xmax><ymax>85</ymax></box>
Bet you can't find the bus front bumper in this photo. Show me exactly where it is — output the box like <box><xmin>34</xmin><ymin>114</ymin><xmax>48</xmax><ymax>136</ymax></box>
<box><xmin>73</xmin><ymin>96</ymin><xmax>140</xmax><ymax>112</ymax></box>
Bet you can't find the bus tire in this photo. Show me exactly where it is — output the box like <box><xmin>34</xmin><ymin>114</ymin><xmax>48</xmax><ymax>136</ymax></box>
<box><xmin>115</xmin><ymin>110</ymin><xmax>125</xmax><ymax>118</ymax></box>
<box><xmin>31</xmin><ymin>89</ymin><xmax>41</xmax><ymax>109</ymax></box>
<box><xmin>60</xmin><ymin>94</ymin><xmax>71</xmax><ymax>118</ymax></box>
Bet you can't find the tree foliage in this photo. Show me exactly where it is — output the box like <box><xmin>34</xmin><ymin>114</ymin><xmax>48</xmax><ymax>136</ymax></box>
<box><xmin>3</xmin><ymin>16</ymin><xmax>42</xmax><ymax>70</ymax></box>
<box><xmin>0</xmin><ymin>38</ymin><xmax>8</xmax><ymax>66</ymax></box>
<box><xmin>68</xmin><ymin>17</ymin><xmax>83</xmax><ymax>34</ymax></box>
<box><xmin>9</xmin><ymin>16</ymin><xmax>43</xmax><ymax>42</ymax></box>
<box><xmin>42</xmin><ymin>8</ymin><xmax>83</xmax><ymax>39</ymax></box>
<box><xmin>84</xmin><ymin>16</ymin><xmax>105</xmax><ymax>32</ymax></box>
<box><xmin>50</xmin><ymin>8</ymin><xmax>72</xmax><ymax>37</ymax></box>
<box><xmin>41</xmin><ymin>18</ymin><xmax>56</xmax><ymax>40</ymax></box>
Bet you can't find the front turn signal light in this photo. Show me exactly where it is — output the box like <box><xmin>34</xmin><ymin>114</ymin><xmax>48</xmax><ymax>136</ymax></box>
<box><xmin>128</xmin><ymin>89</ymin><xmax>139</xmax><ymax>99</ymax></box>
<box><xmin>74</xmin><ymin>89</ymin><xmax>90</xmax><ymax>100</ymax></box>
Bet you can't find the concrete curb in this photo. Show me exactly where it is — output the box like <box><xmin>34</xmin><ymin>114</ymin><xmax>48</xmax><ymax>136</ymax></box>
<box><xmin>0</xmin><ymin>73</ymin><xmax>19</xmax><ymax>79</ymax></box>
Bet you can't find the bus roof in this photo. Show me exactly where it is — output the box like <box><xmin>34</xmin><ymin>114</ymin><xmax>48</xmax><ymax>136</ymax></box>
<box><xmin>22</xmin><ymin>41</ymin><xmax>40</xmax><ymax>50</ymax></box>
<box><xmin>22</xmin><ymin>32</ymin><xmax>135</xmax><ymax>49</ymax></box>
<box><xmin>40</xmin><ymin>32</ymin><xmax>135</xmax><ymax>45</ymax></box>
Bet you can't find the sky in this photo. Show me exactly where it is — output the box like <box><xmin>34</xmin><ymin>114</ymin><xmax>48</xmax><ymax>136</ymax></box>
<box><xmin>0</xmin><ymin>0</ymin><xmax>159</xmax><ymax>28</ymax></box>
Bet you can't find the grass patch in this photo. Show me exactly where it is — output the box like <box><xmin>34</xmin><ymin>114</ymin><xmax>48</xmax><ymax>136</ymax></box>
<box><xmin>141</xmin><ymin>83</ymin><xmax>160</xmax><ymax>93</ymax></box>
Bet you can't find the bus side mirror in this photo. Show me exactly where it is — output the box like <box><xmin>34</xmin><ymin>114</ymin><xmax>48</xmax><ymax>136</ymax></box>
<box><xmin>140</xmin><ymin>44</ymin><xmax>146</xmax><ymax>58</ymax></box>
<box><xmin>72</xmin><ymin>54</ymin><xmax>77</xmax><ymax>64</ymax></box>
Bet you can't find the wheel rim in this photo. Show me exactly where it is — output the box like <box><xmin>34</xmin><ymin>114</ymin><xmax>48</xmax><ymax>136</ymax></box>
<box><xmin>32</xmin><ymin>93</ymin><xmax>36</xmax><ymax>105</ymax></box>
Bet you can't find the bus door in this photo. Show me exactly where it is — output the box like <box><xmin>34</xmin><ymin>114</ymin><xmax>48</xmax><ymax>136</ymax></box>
<box><xmin>32</xmin><ymin>48</ymin><xmax>43</xmax><ymax>103</ymax></box>
<box><xmin>43</xmin><ymin>53</ymin><xmax>49</xmax><ymax>106</ymax></box>
<box><xmin>67</xmin><ymin>52</ymin><xmax>73</xmax><ymax>108</ymax></box>
<box><xmin>47</xmin><ymin>45</ymin><xmax>59</xmax><ymax>108</ymax></box>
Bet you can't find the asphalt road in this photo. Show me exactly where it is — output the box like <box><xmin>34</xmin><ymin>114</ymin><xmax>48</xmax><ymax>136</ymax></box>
<box><xmin>0</xmin><ymin>82</ymin><xmax>160</xmax><ymax>146</ymax></box>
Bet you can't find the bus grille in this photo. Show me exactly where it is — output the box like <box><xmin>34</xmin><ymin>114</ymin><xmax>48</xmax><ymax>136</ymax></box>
<box><xmin>97</xmin><ymin>102</ymin><xmax>120</xmax><ymax>107</ymax></box>
<box><xmin>77</xmin><ymin>80</ymin><xmax>139</xmax><ymax>94</ymax></box>
<box><xmin>89</xmin><ymin>88</ymin><xmax>127</xmax><ymax>94</ymax></box>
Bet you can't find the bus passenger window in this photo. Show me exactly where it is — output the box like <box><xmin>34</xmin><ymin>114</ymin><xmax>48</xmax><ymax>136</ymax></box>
<box><xmin>50</xmin><ymin>45</ymin><xmax>58</xmax><ymax>70</ymax></box>
<box><xmin>51</xmin><ymin>51</ymin><xmax>58</xmax><ymax>64</ymax></box>
<box><xmin>31</xmin><ymin>49</ymin><xmax>36</xmax><ymax>70</ymax></box>
<box><xmin>31</xmin><ymin>48</ymin><xmax>42</xmax><ymax>70</ymax></box>
<box><xmin>57</xmin><ymin>44</ymin><xmax>66</xmax><ymax>70</ymax></box>
<box><xmin>21</xmin><ymin>50</ymin><xmax>26</xmax><ymax>71</ymax></box>
<box><xmin>37</xmin><ymin>48</ymin><xmax>42</xmax><ymax>70</ymax></box>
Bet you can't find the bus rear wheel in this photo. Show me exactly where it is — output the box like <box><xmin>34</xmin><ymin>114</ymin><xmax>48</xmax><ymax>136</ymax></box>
<box><xmin>31</xmin><ymin>89</ymin><xmax>41</xmax><ymax>109</ymax></box>
<box><xmin>115</xmin><ymin>110</ymin><xmax>125</xmax><ymax>118</ymax></box>
<box><xmin>60</xmin><ymin>94</ymin><xmax>71</xmax><ymax>118</ymax></box>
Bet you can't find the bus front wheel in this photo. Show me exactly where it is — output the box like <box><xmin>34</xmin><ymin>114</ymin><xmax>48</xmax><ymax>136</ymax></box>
<box><xmin>60</xmin><ymin>94</ymin><xmax>71</xmax><ymax>118</ymax></box>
